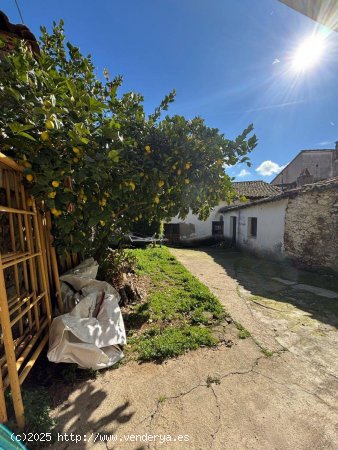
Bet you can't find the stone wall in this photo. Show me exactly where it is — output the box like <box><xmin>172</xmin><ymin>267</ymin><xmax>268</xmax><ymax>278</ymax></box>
<box><xmin>284</xmin><ymin>184</ymin><xmax>338</xmax><ymax>273</ymax></box>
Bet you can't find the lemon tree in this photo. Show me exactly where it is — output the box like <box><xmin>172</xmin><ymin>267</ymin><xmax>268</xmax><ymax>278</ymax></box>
<box><xmin>0</xmin><ymin>21</ymin><xmax>256</xmax><ymax>260</ymax></box>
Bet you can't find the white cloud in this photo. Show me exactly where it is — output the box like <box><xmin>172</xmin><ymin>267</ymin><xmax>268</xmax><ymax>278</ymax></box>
<box><xmin>256</xmin><ymin>160</ymin><xmax>285</xmax><ymax>176</ymax></box>
<box><xmin>330</xmin><ymin>121</ymin><xmax>335</xmax><ymax>126</ymax></box>
<box><xmin>272</xmin><ymin>58</ymin><xmax>280</xmax><ymax>65</ymax></box>
<box><xmin>317</xmin><ymin>140</ymin><xmax>333</xmax><ymax>146</ymax></box>
<box><xmin>238</xmin><ymin>168</ymin><xmax>251</xmax><ymax>177</ymax></box>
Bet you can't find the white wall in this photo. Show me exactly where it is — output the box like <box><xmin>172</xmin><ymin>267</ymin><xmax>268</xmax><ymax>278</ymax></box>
<box><xmin>218</xmin><ymin>199</ymin><xmax>288</xmax><ymax>258</ymax></box>
<box><xmin>169</xmin><ymin>201</ymin><xmax>228</xmax><ymax>239</ymax></box>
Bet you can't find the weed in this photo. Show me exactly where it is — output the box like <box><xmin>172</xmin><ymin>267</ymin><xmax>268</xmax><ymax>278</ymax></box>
<box><xmin>5</xmin><ymin>388</ymin><xmax>56</xmax><ymax>441</ymax></box>
<box><xmin>135</xmin><ymin>325</ymin><xmax>217</xmax><ymax>362</ymax></box>
<box><xmin>206</xmin><ymin>375</ymin><xmax>221</xmax><ymax>387</ymax></box>
<box><xmin>234</xmin><ymin>321</ymin><xmax>251</xmax><ymax>339</ymax></box>
<box><xmin>260</xmin><ymin>347</ymin><xmax>274</xmax><ymax>357</ymax></box>
<box><xmin>60</xmin><ymin>364</ymin><xmax>98</xmax><ymax>383</ymax></box>
<box><xmin>158</xmin><ymin>395</ymin><xmax>167</xmax><ymax>403</ymax></box>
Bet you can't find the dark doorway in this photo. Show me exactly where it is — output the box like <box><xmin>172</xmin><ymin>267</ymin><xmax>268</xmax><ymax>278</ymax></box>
<box><xmin>231</xmin><ymin>216</ymin><xmax>237</xmax><ymax>244</ymax></box>
<box><xmin>164</xmin><ymin>223</ymin><xmax>180</xmax><ymax>244</ymax></box>
<box><xmin>212</xmin><ymin>221</ymin><xmax>224</xmax><ymax>238</ymax></box>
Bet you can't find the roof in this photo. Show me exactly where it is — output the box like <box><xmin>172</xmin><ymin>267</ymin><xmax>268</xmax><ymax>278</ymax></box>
<box><xmin>271</xmin><ymin>148</ymin><xmax>336</xmax><ymax>183</ymax></box>
<box><xmin>0</xmin><ymin>11</ymin><xmax>40</xmax><ymax>54</ymax></box>
<box><xmin>278</xmin><ymin>0</ymin><xmax>338</xmax><ymax>33</ymax></box>
<box><xmin>232</xmin><ymin>181</ymin><xmax>282</xmax><ymax>199</ymax></box>
<box><xmin>219</xmin><ymin>176</ymin><xmax>338</xmax><ymax>213</ymax></box>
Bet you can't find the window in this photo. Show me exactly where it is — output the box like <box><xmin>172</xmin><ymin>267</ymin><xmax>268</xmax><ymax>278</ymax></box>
<box><xmin>212</xmin><ymin>221</ymin><xmax>224</xmax><ymax>236</ymax></box>
<box><xmin>248</xmin><ymin>217</ymin><xmax>257</xmax><ymax>238</ymax></box>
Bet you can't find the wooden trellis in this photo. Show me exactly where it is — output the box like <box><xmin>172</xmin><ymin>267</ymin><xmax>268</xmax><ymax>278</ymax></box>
<box><xmin>0</xmin><ymin>153</ymin><xmax>61</xmax><ymax>429</ymax></box>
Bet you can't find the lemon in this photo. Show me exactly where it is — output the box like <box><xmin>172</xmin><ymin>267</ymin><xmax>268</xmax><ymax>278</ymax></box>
<box><xmin>158</xmin><ymin>180</ymin><xmax>164</xmax><ymax>187</ymax></box>
<box><xmin>154</xmin><ymin>196</ymin><xmax>160</xmax><ymax>204</ymax></box>
<box><xmin>185</xmin><ymin>162</ymin><xmax>191</xmax><ymax>170</ymax></box>
<box><xmin>177</xmin><ymin>169</ymin><xmax>182</xmax><ymax>176</ymax></box>
<box><xmin>100</xmin><ymin>220</ymin><xmax>106</xmax><ymax>226</ymax></box>
<box><xmin>73</xmin><ymin>147</ymin><xmax>80</xmax><ymax>154</ymax></box>
<box><xmin>48</xmin><ymin>191</ymin><xmax>56</xmax><ymax>198</ymax></box>
<box><xmin>26</xmin><ymin>174</ymin><xmax>33</xmax><ymax>182</ymax></box>
<box><xmin>51</xmin><ymin>180</ymin><xmax>59</xmax><ymax>188</ymax></box>
<box><xmin>41</xmin><ymin>131</ymin><xmax>49</xmax><ymax>141</ymax></box>
<box><xmin>45</xmin><ymin>119</ymin><xmax>55</xmax><ymax>130</ymax></box>
<box><xmin>129</xmin><ymin>181</ymin><xmax>136</xmax><ymax>191</ymax></box>
<box><xmin>145</xmin><ymin>145</ymin><xmax>151</xmax><ymax>153</ymax></box>
<box><xmin>51</xmin><ymin>208</ymin><xmax>61</xmax><ymax>216</ymax></box>
<box><xmin>100</xmin><ymin>198</ymin><xmax>107</xmax><ymax>206</ymax></box>
<box><xmin>73</xmin><ymin>157</ymin><xmax>79</xmax><ymax>163</ymax></box>
<box><xmin>185</xmin><ymin>178</ymin><xmax>190</xmax><ymax>184</ymax></box>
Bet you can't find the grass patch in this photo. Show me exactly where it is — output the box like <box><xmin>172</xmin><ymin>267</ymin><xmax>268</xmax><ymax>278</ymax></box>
<box><xmin>131</xmin><ymin>325</ymin><xmax>217</xmax><ymax>361</ymax></box>
<box><xmin>206</xmin><ymin>375</ymin><xmax>221</xmax><ymax>387</ymax></box>
<box><xmin>234</xmin><ymin>321</ymin><xmax>251</xmax><ymax>339</ymax></box>
<box><xmin>260</xmin><ymin>347</ymin><xmax>274</xmax><ymax>357</ymax></box>
<box><xmin>158</xmin><ymin>395</ymin><xmax>167</xmax><ymax>403</ymax></box>
<box><xmin>5</xmin><ymin>388</ymin><xmax>56</xmax><ymax>444</ymax></box>
<box><xmin>125</xmin><ymin>247</ymin><xmax>224</xmax><ymax>361</ymax></box>
<box><xmin>59</xmin><ymin>364</ymin><xmax>98</xmax><ymax>383</ymax></box>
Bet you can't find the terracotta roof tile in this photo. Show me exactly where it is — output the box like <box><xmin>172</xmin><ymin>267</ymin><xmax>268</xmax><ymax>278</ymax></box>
<box><xmin>232</xmin><ymin>181</ymin><xmax>282</xmax><ymax>199</ymax></box>
<box><xmin>219</xmin><ymin>177</ymin><xmax>338</xmax><ymax>213</ymax></box>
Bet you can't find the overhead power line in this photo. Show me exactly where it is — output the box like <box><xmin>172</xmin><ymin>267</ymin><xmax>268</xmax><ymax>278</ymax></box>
<box><xmin>14</xmin><ymin>0</ymin><xmax>25</xmax><ymax>24</ymax></box>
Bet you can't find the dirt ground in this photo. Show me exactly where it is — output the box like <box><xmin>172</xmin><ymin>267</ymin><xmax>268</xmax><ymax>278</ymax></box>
<box><xmin>47</xmin><ymin>248</ymin><xmax>338</xmax><ymax>450</ymax></box>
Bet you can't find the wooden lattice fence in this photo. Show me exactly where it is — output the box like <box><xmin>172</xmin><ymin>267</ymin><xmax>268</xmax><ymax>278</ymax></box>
<box><xmin>0</xmin><ymin>153</ymin><xmax>64</xmax><ymax>428</ymax></box>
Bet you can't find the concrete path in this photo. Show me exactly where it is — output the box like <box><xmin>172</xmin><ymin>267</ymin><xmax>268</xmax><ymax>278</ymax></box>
<box><xmin>48</xmin><ymin>248</ymin><xmax>338</xmax><ymax>450</ymax></box>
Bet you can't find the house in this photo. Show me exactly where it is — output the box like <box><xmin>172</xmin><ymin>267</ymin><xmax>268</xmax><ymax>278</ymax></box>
<box><xmin>164</xmin><ymin>181</ymin><xmax>281</xmax><ymax>245</ymax></box>
<box><xmin>271</xmin><ymin>144</ymin><xmax>338</xmax><ymax>189</ymax></box>
<box><xmin>218</xmin><ymin>177</ymin><xmax>338</xmax><ymax>273</ymax></box>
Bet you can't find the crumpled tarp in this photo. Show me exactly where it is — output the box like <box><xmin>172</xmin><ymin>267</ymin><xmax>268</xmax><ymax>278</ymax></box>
<box><xmin>47</xmin><ymin>258</ymin><xmax>127</xmax><ymax>370</ymax></box>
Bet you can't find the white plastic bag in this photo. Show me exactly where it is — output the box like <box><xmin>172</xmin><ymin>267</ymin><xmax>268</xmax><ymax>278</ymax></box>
<box><xmin>48</xmin><ymin>259</ymin><xmax>127</xmax><ymax>370</ymax></box>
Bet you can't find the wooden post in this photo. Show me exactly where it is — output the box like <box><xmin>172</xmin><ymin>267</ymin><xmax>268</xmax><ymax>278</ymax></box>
<box><xmin>0</xmin><ymin>258</ymin><xmax>25</xmax><ymax>429</ymax></box>
<box><xmin>0</xmin><ymin>371</ymin><xmax>8</xmax><ymax>423</ymax></box>
<box><xmin>46</xmin><ymin>212</ymin><xmax>63</xmax><ymax>313</ymax></box>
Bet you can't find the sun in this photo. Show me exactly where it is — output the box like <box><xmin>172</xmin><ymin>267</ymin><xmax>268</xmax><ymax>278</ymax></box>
<box><xmin>291</xmin><ymin>34</ymin><xmax>326</xmax><ymax>72</ymax></box>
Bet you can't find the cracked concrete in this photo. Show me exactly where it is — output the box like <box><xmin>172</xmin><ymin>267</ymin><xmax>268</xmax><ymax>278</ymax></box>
<box><xmin>47</xmin><ymin>248</ymin><xmax>338</xmax><ymax>450</ymax></box>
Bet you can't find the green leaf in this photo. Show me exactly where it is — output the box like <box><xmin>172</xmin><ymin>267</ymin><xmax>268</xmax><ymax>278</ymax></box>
<box><xmin>17</xmin><ymin>131</ymin><xmax>36</xmax><ymax>141</ymax></box>
<box><xmin>9</xmin><ymin>123</ymin><xmax>34</xmax><ymax>133</ymax></box>
<box><xmin>5</xmin><ymin>87</ymin><xmax>21</xmax><ymax>101</ymax></box>
<box><xmin>66</xmin><ymin>79</ymin><xmax>76</xmax><ymax>97</ymax></box>
<box><xmin>88</xmin><ymin>216</ymin><xmax>98</xmax><ymax>227</ymax></box>
<box><xmin>108</xmin><ymin>150</ymin><xmax>119</xmax><ymax>162</ymax></box>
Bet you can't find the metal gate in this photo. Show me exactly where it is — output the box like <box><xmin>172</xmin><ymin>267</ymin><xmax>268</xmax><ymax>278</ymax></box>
<box><xmin>0</xmin><ymin>153</ymin><xmax>55</xmax><ymax>428</ymax></box>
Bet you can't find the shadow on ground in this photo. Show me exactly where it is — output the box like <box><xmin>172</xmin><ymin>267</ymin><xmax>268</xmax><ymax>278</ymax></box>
<box><xmin>23</xmin><ymin>351</ymin><xmax>136</xmax><ymax>443</ymax></box>
<box><xmin>181</xmin><ymin>246</ymin><xmax>338</xmax><ymax>329</ymax></box>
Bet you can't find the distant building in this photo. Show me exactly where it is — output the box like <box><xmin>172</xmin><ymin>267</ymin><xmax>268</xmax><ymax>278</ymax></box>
<box><xmin>218</xmin><ymin>177</ymin><xmax>338</xmax><ymax>273</ymax></box>
<box><xmin>164</xmin><ymin>181</ymin><xmax>280</xmax><ymax>244</ymax></box>
<box><xmin>271</xmin><ymin>145</ymin><xmax>338</xmax><ymax>189</ymax></box>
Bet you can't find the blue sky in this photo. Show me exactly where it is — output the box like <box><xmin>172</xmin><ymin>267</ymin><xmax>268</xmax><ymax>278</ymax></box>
<box><xmin>3</xmin><ymin>0</ymin><xmax>338</xmax><ymax>181</ymax></box>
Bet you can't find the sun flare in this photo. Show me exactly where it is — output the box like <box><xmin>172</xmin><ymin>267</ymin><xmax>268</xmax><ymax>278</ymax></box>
<box><xmin>291</xmin><ymin>34</ymin><xmax>326</xmax><ymax>72</ymax></box>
